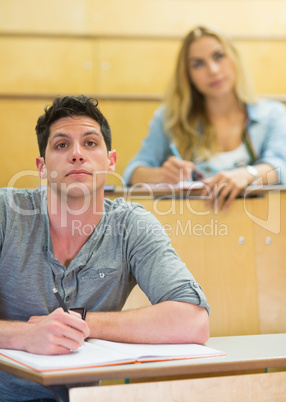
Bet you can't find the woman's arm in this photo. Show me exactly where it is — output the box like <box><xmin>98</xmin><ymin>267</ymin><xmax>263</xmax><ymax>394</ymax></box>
<box><xmin>130</xmin><ymin>157</ymin><xmax>194</xmax><ymax>185</ymax></box>
<box><xmin>201</xmin><ymin>163</ymin><xmax>277</xmax><ymax>210</ymax></box>
<box><xmin>201</xmin><ymin>100</ymin><xmax>286</xmax><ymax>209</ymax></box>
<box><xmin>123</xmin><ymin>106</ymin><xmax>171</xmax><ymax>185</ymax></box>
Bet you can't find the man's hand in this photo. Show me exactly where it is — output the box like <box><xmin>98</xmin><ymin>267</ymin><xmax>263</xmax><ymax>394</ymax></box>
<box><xmin>24</xmin><ymin>308</ymin><xmax>90</xmax><ymax>355</ymax></box>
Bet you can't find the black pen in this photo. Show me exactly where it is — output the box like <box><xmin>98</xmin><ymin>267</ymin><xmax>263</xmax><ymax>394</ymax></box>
<box><xmin>53</xmin><ymin>287</ymin><xmax>70</xmax><ymax>313</ymax></box>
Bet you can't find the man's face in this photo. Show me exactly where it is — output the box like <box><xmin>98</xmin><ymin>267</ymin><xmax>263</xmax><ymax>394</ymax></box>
<box><xmin>36</xmin><ymin>115</ymin><xmax>116</xmax><ymax>200</ymax></box>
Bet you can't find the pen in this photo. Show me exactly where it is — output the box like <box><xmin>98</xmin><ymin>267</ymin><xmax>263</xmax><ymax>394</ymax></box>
<box><xmin>53</xmin><ymin>287</ymin><xmax>70</xmax><ymax>313</ymax></box>
<box><xmin>169</xmin><ymin>143</ymin><xmax>201</xmax><ymax>181</ymax></box>
<box><xmin>169</xmin><ymin>143</ymin><xmax>182</xmax><ymax>160</ymax></box>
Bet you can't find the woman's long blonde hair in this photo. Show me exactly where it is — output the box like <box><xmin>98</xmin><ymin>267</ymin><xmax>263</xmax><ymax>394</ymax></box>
<box><xmin>164</xmin><ymin>25</ymin><xmax>257</xmax><ymax>161</ymax></box>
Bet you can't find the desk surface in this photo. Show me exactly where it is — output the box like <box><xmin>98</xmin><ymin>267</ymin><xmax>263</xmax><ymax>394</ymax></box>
<box><xmin>106</xmin><ymin>184</ymin><xmax>286</xmax><ymax>199</ymax></box>
<box><xmin>0</xmin><ymin>334</ymin><xmax>285</xmax><ymax>387</ymax></box>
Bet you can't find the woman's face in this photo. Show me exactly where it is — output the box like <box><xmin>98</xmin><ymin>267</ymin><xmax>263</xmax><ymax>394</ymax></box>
<box><xmin>188</xmin><ymin>36</ymin><xmax>236</xmax><ymax>99</ymax></box>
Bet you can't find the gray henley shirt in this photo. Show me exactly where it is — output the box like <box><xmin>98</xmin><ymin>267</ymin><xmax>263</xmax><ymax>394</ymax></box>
<box><xmin>0</xmin><ymin>187</ymin><xmax>209</xmax><ymax>401</ymax></box>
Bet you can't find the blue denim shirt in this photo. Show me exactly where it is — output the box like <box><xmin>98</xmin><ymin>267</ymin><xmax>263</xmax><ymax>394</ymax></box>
<box><xmin>123</xmin><ymin>99</ymin><xmax>286</xmax><ymax>185</ymax></box>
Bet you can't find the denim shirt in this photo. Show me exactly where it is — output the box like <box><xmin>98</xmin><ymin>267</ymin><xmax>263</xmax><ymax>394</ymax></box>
<box><xmin>123</xmin><ymin>99</ymin><xmax>286</xmax><ymax>185</ymax></box>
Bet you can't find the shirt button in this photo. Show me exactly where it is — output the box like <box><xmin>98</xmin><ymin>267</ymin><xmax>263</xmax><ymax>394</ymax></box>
<box><xmin>66</xmin><ymin>296</ymin><xmax>70</xmax><ymax>301</ymax></box>
<box><xmin>193</xmin><ymin>282</ymin><xmax>199</xmax><ymax>288</ymax></box>
<box><xmin>99</xmin><ymin>271</ymin><xmax>105</xmax><ymax>279</ymax></box>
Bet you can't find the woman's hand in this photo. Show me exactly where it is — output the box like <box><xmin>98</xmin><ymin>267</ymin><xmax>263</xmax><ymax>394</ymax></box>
<box><xmin>160</xmin><ymin>156</ymin><xmax>194</xmax><ymax>183</ymax></box>
<box><xmin>201</xmin><ymin>167</ymin><xmax>254</xmax><ymax>210</ymax></box>
<box><xmin>130</xmin><ymin>157</ymin><xmax>194</xmax><ymax>185</ymax></box>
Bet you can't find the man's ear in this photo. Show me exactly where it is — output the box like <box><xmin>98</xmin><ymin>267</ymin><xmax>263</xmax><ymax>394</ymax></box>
<box><xmin>108</xmin><ymin>150</ymin><xmax>117</xmax><ymax>172</ymax></box>
<box><xmin>36</xmin><ymin>157</ymin><xmax>47</xmax><ymax>179</ymax></box>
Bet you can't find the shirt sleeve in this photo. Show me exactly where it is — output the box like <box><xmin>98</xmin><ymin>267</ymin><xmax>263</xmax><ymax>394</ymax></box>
<box><xmin>124</xmin><ymin>204</ymin><xmax>210</xmax><ymax>314</ymax></box>
<box><xmin>122</xmin><ymin>106</ymin><xmax>172</xmax><ymax>185</ymax></box>
<box><xmin>0</xmin><ymin>189</ymin><xmax>7</xmax><ymax>256</ymax></box>
<box><xmin>249</xmin><ymin>100</ymin><xmax>286</xmax><ymax>184</ymax></box>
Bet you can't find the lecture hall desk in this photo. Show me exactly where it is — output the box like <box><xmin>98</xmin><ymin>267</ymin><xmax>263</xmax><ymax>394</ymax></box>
<box><xmin>112</xmin><ymin>184</ymin><xmax>286</xmax><ymax>337</ymax></box>
<box><xmin>0</xmin><ymin>185</ymin><xmax>285</xmax><ymax>401</ymax></box>
<box><xmin>0</xmin><ymin>334</ymin><xmax>285</xmax><ymax>401</ymax></box>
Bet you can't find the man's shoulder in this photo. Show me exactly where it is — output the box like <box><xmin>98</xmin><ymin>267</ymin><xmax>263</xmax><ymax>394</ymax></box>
<box><xmin>0</xmin><ymin>187</ymin><xmax>46</xmax><ymax>213</ymax></box>
<box><xmin>103</xmin><ymin>197</ymin><xmax>154</xmax><ymax>226</ymax></box>
<box><xmin>103</xmin><ymin>197</ymin><xmax>149</xmax><ymax>215</ymax></box>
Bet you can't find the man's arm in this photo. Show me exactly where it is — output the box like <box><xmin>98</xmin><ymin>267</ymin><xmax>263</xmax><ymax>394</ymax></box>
<box><xmin>86</xmin><ymin>301</ymin><xmax>209</xmax><ymax>344</ymax></box>
<box><xmin>0</xmin><ymin>308</ymin><xmax>90</xmax><ymax>354</ymax></box>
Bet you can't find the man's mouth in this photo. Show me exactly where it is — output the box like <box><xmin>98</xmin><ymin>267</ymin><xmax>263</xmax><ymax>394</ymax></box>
<box><xmin>66</xmin><ymin>169</ymin><xmax>92</xmax><ymax>176</ymax></box>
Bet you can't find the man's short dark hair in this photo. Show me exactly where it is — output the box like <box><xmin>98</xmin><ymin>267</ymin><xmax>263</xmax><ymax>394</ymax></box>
<box><xmin>35</xmin><ymin>95</ymin><xmax>112</xmax><ymax>158</ymax></box>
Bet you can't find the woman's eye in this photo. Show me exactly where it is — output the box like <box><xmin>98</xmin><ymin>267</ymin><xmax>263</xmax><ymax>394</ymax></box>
<box><xmin>214</xmin><ymin>52</ymin><xmax>224</xmax><ymax>61</ymax></box>
<box><xmin>192</xmin><ymin>60</ymin><xmax>204</xmax><ymax>69</ymax></box>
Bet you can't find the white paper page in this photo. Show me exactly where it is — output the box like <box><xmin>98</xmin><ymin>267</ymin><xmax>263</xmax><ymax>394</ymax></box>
<box><xmin>0</xmin><ymin>340</ymin><xmax>225</xmax><ymax>371</ymax></box>
<box><xmin>140</xmin><ymin>181</ymin><xmax>204</xmax><ymax>191</ymax></box>
<box><xmin>176</xmin><ymin>181</ymin><xmax>204</xmax><ymax>189</ymax></box>
<box><xmin>0</xmin><ymin>342</ymin><xmax>131</xmax><ymax>371</ymax></box>
<box><xmin>88</xmin><ymin>339</ymin><xmax>224</xmax><ymax>361</ymax></box>
<box><xmin>176</xmin><ymin>180</ymin><xmax>204</xmax><ymax>188</ymax></box>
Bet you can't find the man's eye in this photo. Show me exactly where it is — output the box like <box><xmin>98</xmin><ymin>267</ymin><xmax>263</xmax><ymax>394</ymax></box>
<box><xmin>86</xmin><ymin>141</ymin><xmax>96</xmax><ymax>147</ymax></box>
<box><xmin>56</xmin><ymin>143</ymin><xmax>67</xmax><ymax>149</ymax></box>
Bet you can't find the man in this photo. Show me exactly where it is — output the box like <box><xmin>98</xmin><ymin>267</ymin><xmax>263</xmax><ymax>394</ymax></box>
<box><xmin>0</xmin><ymin>95</ymin><xmax>209</xmax><ymax>401</ymax></box>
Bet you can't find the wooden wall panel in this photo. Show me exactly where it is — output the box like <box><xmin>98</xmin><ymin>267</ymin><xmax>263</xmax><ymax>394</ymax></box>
<box><xmin>86</xmin><ymin>0</ymin><xmax>286</xmax><ymax>37</ymax></box>
<box><xmin>253</xmin><ymin>192</ymin><xmax>286</xmax><ymax>333</ymax></box>
<box><xmin>0</xmin><ymin>99</ymin><xmax>44</xmax><ymax>188</ymax></box>
<box><xmin>1</xmin><ymin>0</ymin><xmax>286</xmax><ymax>37</ymax></box>
<box><xmin>236</xmin><ymin>41</ymin><xmax>286</xmax><ymax>94</ymax></box>
<box><xmin>0</xmin><ymin>0</ymin><xmax>89</xmax><ymax>34</ymax></box>
<box><xmin>0</xmin><ymin>38</ymin><xmax>96</xmax><ymax>94</ymax></box>
<box><xmin>2</xmin><ymin>36</ymin><xmax>286</xmax><ymax>96</ymax></box>
<box><xmin>123</xmin><ymin>194</ymin><xmax>286</xmax><ymax>337</ymax></box>
<box><xmin>99</xmin><ymin>100</ymin><xmax>161</xmax><ymax>186</ymax></box>
<box><xmin>96</xmin><ymin>39</ymin><xmax>286</xmax><ymax>95</ymax></box>
<box><xmin>96</xmin><ymin>39</ymin><xmax>179</xmax><ymax>94</ymax></box>
<box><xmin>123</xmin><ymin>198</ymin><xmax>259</xmax><ymax>337</ymax></box>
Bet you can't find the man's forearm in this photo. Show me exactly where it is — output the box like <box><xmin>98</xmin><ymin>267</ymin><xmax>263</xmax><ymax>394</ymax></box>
<box><xmin>86</xmin><ymin>301</ymin><xmax>209</xmax><ymax>344</ymax></box>
<box><xmin>0</xmin><ymin>320</ymin><xmax>29</xmax><ymax>350</ymax></box>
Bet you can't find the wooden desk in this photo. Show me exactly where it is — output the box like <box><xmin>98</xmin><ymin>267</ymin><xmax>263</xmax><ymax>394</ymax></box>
<box><xmin>109</xmin><ymin>185</ymin><xmax>286</xmax><ymax>337</ymax></box>
<box><xmin>0</xmin><ymin>334</ymin><xmax>285</xmax><ymax>401</ymax></box>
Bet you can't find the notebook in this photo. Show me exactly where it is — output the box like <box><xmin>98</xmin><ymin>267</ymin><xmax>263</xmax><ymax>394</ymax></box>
<box><xmin>0</xmin><ymin>339</ymin><xmax>225</xmax><ymax>372</ymax></box>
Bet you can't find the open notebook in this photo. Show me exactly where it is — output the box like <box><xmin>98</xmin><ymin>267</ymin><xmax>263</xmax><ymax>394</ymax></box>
<box><xmin>0</xmin><ymin>339</ymin><xmax>225</xmax><ymax>372</ymax></box>
<box><xmin>140</xmin><ymin>181</ymin><xmax>204</xmax><ymax>191</ymax></box>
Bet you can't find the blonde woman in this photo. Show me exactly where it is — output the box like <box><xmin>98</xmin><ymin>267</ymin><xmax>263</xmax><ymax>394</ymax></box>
<box><xmin>123</xmin><ymin>25</ymin><xmax>286</xmax><ymax>208</ymax></box>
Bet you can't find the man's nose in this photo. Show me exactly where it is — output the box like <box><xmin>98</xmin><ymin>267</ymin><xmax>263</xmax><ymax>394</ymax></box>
<box><xmin>69</xmin><ymin>143</ymin><xmax>86</xmax><ymax>163</ymax></box>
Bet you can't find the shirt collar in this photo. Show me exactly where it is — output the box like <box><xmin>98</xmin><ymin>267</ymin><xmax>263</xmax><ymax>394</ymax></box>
<box><xmin>245</xmin><ymin>102</ymin><xmax>261</xmax><ymax>124</ymax></box>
